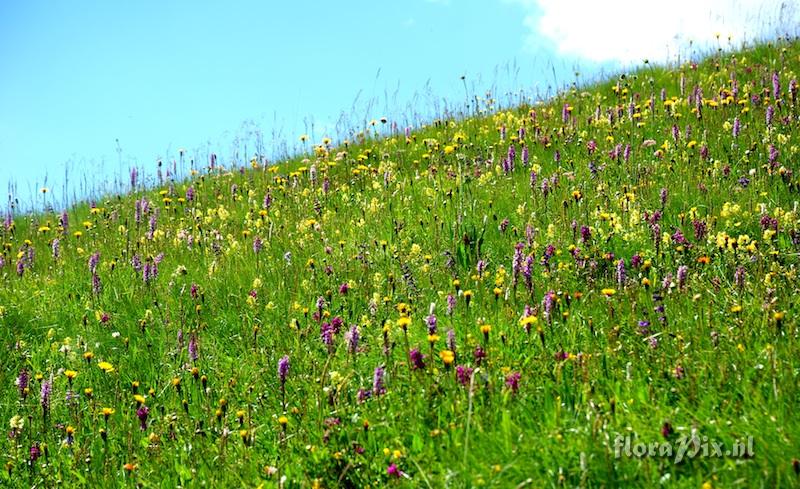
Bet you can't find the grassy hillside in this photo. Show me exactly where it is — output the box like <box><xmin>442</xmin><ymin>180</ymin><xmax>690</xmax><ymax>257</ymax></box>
<box><xmin>2</xmin><ymin>39</ymin><xmax>800</xmax><ymax>487</ymax></box>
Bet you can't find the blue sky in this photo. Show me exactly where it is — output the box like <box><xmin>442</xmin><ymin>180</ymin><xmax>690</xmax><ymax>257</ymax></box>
<box><xmin>1</xmin><ymin>0</ymin><xmax>794</xmax><ymax>210</ymax></box>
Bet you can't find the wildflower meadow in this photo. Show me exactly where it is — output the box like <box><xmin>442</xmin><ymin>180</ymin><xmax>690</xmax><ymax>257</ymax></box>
<box><xmin>2</xmin><ymin>39</ymin><xmax>800</xmax><ymax>487</ymax></box>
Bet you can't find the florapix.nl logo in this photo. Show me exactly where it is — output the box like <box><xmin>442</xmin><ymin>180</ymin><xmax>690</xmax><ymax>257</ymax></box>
<box><xmin>613</xmin><ymin>434</ymin><xmax>754</xmax><ymax>464</ymax></box>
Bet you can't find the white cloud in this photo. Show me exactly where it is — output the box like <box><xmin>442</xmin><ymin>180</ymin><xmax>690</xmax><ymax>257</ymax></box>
<box><xmin>509</xmin><ymin>0</ymin><xmax>800</xmax><ymax>64</ymax></box>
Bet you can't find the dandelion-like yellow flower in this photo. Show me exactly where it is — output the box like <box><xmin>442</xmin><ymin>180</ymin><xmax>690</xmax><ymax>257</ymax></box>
<box><xmin>439</xmin><ymin>350</ymin><xmax>455</xmax><ymax>365</ymax></box>
<box><xmin>98</xmin><ymin>362</ymin><xmax>115</xmax><ymax>373</ymax></box>
<box><xmin>396</xmin><ymin>316</ymin><xmax>412</xmax><ymax>330</ymax></box>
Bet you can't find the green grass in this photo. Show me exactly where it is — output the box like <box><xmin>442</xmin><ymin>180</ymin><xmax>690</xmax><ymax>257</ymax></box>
<box><xmin>1</xmin><ymin>39</ymin><xmax>800</xmax><ymax>488</ymax></box>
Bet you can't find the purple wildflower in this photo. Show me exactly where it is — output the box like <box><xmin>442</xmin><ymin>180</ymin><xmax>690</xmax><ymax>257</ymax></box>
<box><xmin>372</xmin><ymin>366</ymin><xmax>386</xmax><ymax>396</ymax></box>
<box><xmin>40</xmin><ymin>376</ymin><xmax>52</xmax><ymax>416</ymax></box>
<box><xmin>734</xmin><ymin>266</ymin><xmax>746</xmax><ymax>289</ymax></box>
<box><xmin>693</xmin><ymin>219</ymin><xmax>707</xmax><ymax>241</ymax></box>
<box><xmin>580</xmin><ymin>225</ymin><xmax>591</xmax><ymax>243</ymax></box>
<box><xmin>278</xmin><ymin>355</ymin><xmax>290</xmax><ymax>385</ymax></box>
<box><xmin>188</xmin><ymin>334</ymin><xmax>199</xmax><ymax>362</ymax></box>
<box><xmin>92</xmin><ymin>273</ymin><xmax>102</xmax><ymax>295</ymax></box>
<box><xmin>772</xmin><ymin>72</ymin><xmax>781</xmax><ymax>100</ymax></box>
<box><xmin>345</xmin><ymin>325</ymin><xmax>359</xmax><ymax>354</ymax></box>
<box><xmin>446</xmin><ymin>294</ymin><xmax>456</xmax><ymax>316</ymax></box>
<box><xmin>473</xmin><ymin>345</ymin><xmax>487</xmax><ymax>365</ymax></box>
<box><xmin>16</xmin><ymin>369</ymin><xmax>28</xmax><ymax>398</ymax></box>
<box><xmin>677</xmin><ymin>265</ymin><xmax>688</xmax><ymax>289</ymax></box>
<box><xmin>58</xmin><ymin>210</ymin><xmax>68</xmax><ymax>231</ymax></box>
<box><xmin>446</xmin><ymin>329</ymin><xmax>457</xmax><ymax>354</ymax></box>
<box><xmin>387</xmin><ymin>463</ymin><xmax>402</xmax><ymax>478</ymax></box>
<box><xmin>409</xmin><ymin>348</ymin><xmax>426</xmax><ymax>370</ymax></box>
<box><xmin>542</xmin><ymin>290</ymin><xmax>555</xmax><ymax>322</ymax></box>
<box><xmin>357</xmin><ymin>388</ymin><xmax>371</xmax><ymax>403</ymax></box>
<box><xmin>456</xmin><ymin>365</ymin><xmax>473</xmax><ymax>386</ymax></box>
<box><xmin>616</xmin><ymin>259</ymin><xmax>626</xmax><ymax>287</ymax></box>
<box><xmin>137</xmin><ymin>406</ymin><xmax>149</xmax><ymax>430</ymax></box>
<box><xmin>426</xmin><ymin>313</ymin><xmax>437</xmax><ymax>335</ymax></box>
<box><xmin>30</xmin><ymin>444</ymin><xmax>41</xmax><ymax>463</ymax></box>
<box><xmin>505</xmin><ymin>372</ymin><xmax>521</xmax><ymax>393</ymax></box>
<box><xmin>320</xmin><ymin>322</ymin><xmax>335</xmax><ymax>347</ymax></box>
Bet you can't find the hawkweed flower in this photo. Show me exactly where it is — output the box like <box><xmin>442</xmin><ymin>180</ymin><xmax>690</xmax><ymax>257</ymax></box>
<box><xmin>102</xmin><ymin>407</ymin><xmax>115</xmax><ymax>423</ymax></box>
<box><xmin>480</xmin><ymin>324</ymin><xmax>491</xmax><ymax>343</ymax></box>
<box><xmin>65</xmin><ymin>426</ymin><xmax>75</xmax><ymax>446</ymax></box>
<box><xmin>519</xmin><ymin>313</ymin><xmax>538</xmax><ymax>334</ymax></box>
<box><xmin>439</xmin><ymin>350</ymin><xmax>455</xmax><ymax>369</ymax></box>
<box><xmin>64</xmin><ymin>370</ymin><xmax>77</xmax><ymax>385</ymax></box>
